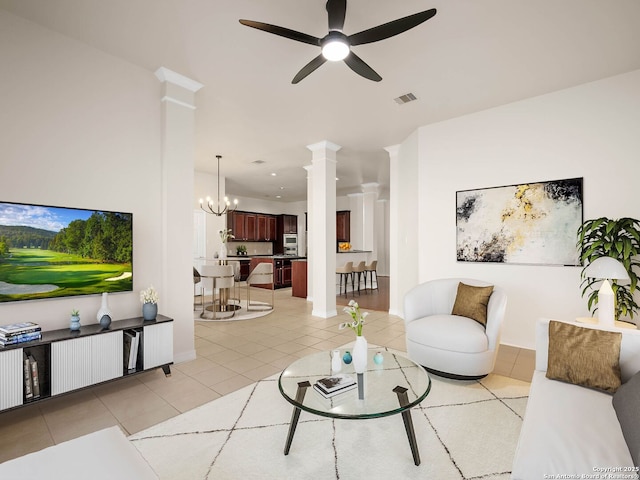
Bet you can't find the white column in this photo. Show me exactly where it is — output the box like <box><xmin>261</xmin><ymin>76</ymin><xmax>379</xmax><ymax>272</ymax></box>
<box><xmin>304</xmin><ymin>164</ymin><xmax>313</xmax><ymax>302</ymax></box>
<box><xmin>347</xmin><ymin>193</ymin><xmax>363</xmax><ymax>250</ymax></box>
<box><xmin>386</xmin><ymin>144</ymin><xmax>402</xmax><ymax>317</ymax></box>
<box><xmin>155</xmin><ymin>67</ymin><xmax>203</xmax><ymax>363</ymax></box>
<box><xmin>307</xmin><ymin>141</ymin><xmax>340</xmax><ymax>318</ymax></box>
<box><xmin>361</xmin><ymin>182</ymin><xmax>379</xmax><ymax>252</ymax></box>
<box><xmin>386</xmin><ymin>142</ymin><xmax>419</xmax><ymax>318</ymax></box>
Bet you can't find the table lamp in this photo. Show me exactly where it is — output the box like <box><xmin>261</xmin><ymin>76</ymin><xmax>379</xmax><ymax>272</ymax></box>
<box><xmin>583</xmin><ymin>256</ymin><xmax>630</xmax><ymax>326</ymax></box>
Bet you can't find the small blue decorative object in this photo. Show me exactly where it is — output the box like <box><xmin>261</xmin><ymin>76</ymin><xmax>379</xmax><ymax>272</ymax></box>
<box><xmin>342</xmin><ymin>351</ymin><xmax>352</xmax><ymax>364</ymax></box>
<box><xmin>374</xmin><ymin>351</ymin><xmax>384</xmax><ymax>365</ymax></box>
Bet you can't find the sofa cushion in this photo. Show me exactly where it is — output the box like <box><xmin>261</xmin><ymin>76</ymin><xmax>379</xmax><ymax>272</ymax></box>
<box><xmin>613</xmin><ymin>370</ymin><xmax>640</xmax><ymax>466</ymax></box>
<box><xmin>406</xmin><ymin>314</ymin><xmax>488</xmax><ymax>353</ymax></box>
<box><xmin>546</xmin><ymin>320</ymin><xmax>622</xmax><ymax>393</ymax></box>
<box><xmin>451</xmin><ymin>282</ymin><xmax>494</xmax><ymax>327</ymax></box>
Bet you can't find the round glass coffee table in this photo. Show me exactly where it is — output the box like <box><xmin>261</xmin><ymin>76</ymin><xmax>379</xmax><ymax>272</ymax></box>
<box><xmin>278</xmin><ymin>348</ymin><xmax>431</xmax><ymax>465</ymax></box>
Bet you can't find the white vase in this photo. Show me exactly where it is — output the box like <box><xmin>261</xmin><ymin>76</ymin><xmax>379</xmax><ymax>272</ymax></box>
<box><xmin>97</xmin><ymin>292</ymin><xmax>112</xmax><ymax>328</ymax></box>
<box><xmin>352</xmin><ymin>335</ymin><xmax>368</xmax><ymax>374</ymax></box>
<box><xmin>220</xmin><ymin>243</ymin><xmax>227</xmax><ymax>259</ymax></box>
<box><xmin>331</xmin><ymin>349</ymin><xmax>342</xmax><ymax>373</ymax></box>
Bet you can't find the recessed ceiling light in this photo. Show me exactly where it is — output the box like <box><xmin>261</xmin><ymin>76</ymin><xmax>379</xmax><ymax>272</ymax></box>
<box><xmin>336</xmin><ymin>177</ymin><xmax>340</xmax><ymax>181</ymax></box>
<box><xmin>271</xmin><ymin>172</ymin><xmax>277</xmax><ymax>176</ymax></box>
<box><xmin>280</xmin><ymin>186</ymin><xmax>285</xmax><ymax>190</ymax></box>
<box><xmin>251</xmin><ymin>160</ymin><xmax>265</xmax><ymax>165</ymax></box>
<box><xmin>276</xmin><ymin>195</ymin><xmax>282</xmax><ymax>199</ymax></box>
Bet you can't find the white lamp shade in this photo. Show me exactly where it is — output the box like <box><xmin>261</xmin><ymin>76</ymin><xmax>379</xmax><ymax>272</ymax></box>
<box><xmin>583</xmin><ymin>256</ymin><xmax>630</xmax><ymax>281</ymax></box>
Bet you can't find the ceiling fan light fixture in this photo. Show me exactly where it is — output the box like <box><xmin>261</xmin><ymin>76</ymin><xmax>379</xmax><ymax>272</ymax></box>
<box><xmin>321</xmin><ymin>32</ymin><xmax>349</xmax><ymax>61</ymax></box>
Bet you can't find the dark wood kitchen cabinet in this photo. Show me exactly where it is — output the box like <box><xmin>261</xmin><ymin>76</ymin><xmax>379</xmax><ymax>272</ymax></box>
<box><xmin>267</xmin><ymin>216</ymin><xmax>277</xmax><ymax>241</ymax></box>
<box><xmin>245</xmin><ymin>213</ymin><xmax>257</xmax><ymax>241</ymax></box>
<box><xmin>256</xmin><ymin>214</ymin><xmax>277</xmax><ymax>241</ymax></box>
<box><xmin>336</xmin><ymin>210</ymin><xmax>350</xmax><ymax>242</ymax></box>
<box><xmin>282</xmin><ymin>214</ymin><xmax>297</xmax><ymax>234</ymax></box>
<box><xmin>228</xmin><ymin>211</ymin><xmax>277</xmax><ymax>242</ymax></box>
<box><xmin>228</xmin><ymin>212</ymin><xmax>246</xmax><ymax>240</ymax></box>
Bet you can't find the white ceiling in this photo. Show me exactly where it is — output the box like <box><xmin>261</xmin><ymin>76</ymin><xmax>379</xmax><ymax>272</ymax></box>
<box><xmin>2</xmin><ymin>0</ymin><xmax>640</xmax><ymax>202</ymax></box>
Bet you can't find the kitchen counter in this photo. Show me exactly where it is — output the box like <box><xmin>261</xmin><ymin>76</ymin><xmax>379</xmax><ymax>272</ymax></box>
<box><xmin>227</xmin><ymin>255</ymin><xmax>306</xmax><ymax>260</ymax></box>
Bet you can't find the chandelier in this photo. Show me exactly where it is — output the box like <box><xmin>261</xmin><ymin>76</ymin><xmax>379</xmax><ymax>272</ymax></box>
<box><xmin>199</xmin><ymin>155</ymin><xmax>238</xmax><ymax>216</ymax></box>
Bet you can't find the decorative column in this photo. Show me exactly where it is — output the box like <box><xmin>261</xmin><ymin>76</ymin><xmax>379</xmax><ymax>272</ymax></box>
<box><xmin>307</xmin><ymin>141</ymin><xmax>340</xmax><ymax>318</ymax></box>
<box><xmin>361</xmin><ymin>182</ymin><xmax>379</xmax><ymax>253</ymax></box>
<box><xmin>155</xmin><ymin>67</ymin><xmax>203</xmax><ymax>363</ymax></box>
<box><xmin>304</xmin><ymin>165</ymin><xmax>313</xmax><ymax>302</ymax></box>
<box><xmin>386</xmin><ymin>143</ymin><xmax>419</xmax><ymax>318</ymax></box>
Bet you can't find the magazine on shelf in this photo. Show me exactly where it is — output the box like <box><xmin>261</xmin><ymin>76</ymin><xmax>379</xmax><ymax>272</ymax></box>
<box><xmin>0</xmin><ymin>322</ymin><xmax>41</xmax><ymax>336</ymax></box>
<box><xmin>124</xmin><ymin>330</ymin><xmax>140</xmax><ymax>372</ymax></box>
<box><xmin>23</xmin><ymin>352</ymin><xmax>33</xmax><ymax>400</ymax></box>
<box><xmin>0</xmin><ymin>331</ymin><xmax>42</xmax><ymax>346</ymax></box>
<box><xmin>313</xmin><ymin>374</ymin><xmax>357</xmax><ymax>398</ymax></box>
<box><xmin>29</xmin><ymin>355</ymin><xmax>40</xmax><ymax>399</ymax></box>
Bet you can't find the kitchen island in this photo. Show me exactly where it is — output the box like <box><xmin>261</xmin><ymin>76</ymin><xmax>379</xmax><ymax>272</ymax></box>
<box><xmin>246</xmin><ymin>255</ymin><xmax>307</xmax><ymax>289</ymax></box>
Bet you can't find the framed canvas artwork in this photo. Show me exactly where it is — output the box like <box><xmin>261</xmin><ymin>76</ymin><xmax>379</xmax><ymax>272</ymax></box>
<box><xmin>456</xmin><ymin>178</ymin><xmax>583</xmax><ymax>266</ymax></box>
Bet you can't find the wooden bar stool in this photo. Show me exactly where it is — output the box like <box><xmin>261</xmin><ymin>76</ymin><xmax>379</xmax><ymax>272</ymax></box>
<box><xmin>335</xmin><ymin>261</ymin><xmax>353</xmax><ymax>296</ymax></box>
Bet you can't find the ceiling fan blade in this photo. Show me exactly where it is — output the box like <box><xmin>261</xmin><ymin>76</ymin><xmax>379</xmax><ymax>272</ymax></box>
<box><xmin>327</xmin><ymin>0</ymin><xmax>347</xmax><ymax>31</ymax></box>
<box><xmin>292</xmin><ymin>54</ymin><xmax>328</xmax><ymax>84</ymax></box>
<box><xmin>343</xmin><ymin>52</ymin><xmax>382</xmax><ymax>82</ymax></box>
<box><xmin>349</xmin><ymin>8</ymin><xmax>436</xmax><ymax>46</ymax></box>
<box><xmin>239</xmin><ymin>19</ymin><xmax>321</xmax><ymax>46</ymax></box>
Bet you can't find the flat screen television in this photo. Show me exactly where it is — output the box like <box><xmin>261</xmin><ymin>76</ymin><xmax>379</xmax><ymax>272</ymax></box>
<box><xmin>0</xmin><ymin>201</ymin><xmax>133</xmax><ymax>303</ymax></box>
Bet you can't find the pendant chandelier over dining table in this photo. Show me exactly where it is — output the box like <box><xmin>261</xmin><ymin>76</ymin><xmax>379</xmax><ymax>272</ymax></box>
<box><xmin>199</xmin><ymin>155</ymin><xmax>238</xmax><ymax>216</ymax></box>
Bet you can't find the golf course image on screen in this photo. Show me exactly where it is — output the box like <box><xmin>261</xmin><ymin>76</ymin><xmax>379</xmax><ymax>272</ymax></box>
<box><xmin>0</xmin><ymin>201</ymin><xmax>132</xmax><ymax>303</ymax></box>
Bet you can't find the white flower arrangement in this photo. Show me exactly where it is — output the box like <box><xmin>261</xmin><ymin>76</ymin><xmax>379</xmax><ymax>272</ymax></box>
<box><xmin>219</xmin><ymin>228</ymin><xmax>235</xmax><ymax>243</ymax></box>
<box><xmin>339</xmin><ymin>300</ymin><xmax>368</xmax><ymax>336</ymax></box>
<box><xmin>140</xmin><ymin>285</ymin><xmax>159</xmax><ymax>304</ymax></box>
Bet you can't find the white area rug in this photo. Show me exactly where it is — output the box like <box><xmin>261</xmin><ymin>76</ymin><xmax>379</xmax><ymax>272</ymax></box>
<box><xmin>195</xmin><ymin>300</ymin><xmax>272</xmax><ymax>323</ymax></box>
<box><xmin>130</xmin><ymin>349</ymin><xmax>530</xmax><ymax>480</ymax></box>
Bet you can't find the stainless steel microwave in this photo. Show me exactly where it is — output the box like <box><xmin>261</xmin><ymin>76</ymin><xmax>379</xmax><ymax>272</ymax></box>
<box><xmin>283</xmin><ymin>234</ymin><xmax>297</xmax><ymax>245</ymax></box>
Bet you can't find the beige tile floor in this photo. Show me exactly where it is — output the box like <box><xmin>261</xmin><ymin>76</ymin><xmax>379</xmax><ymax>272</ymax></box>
<box><xmin>0</xmin><ymin>287</ymin><xmax>534</xmax><ymax>463</ymax></box>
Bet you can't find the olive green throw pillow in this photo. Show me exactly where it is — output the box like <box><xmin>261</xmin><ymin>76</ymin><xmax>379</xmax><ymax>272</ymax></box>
<box><xmin>451</xmin><ymin>283</ymin><xmax>494</xmax><ymax>327</ymax></box>
<box><xmin>546</xmin><ymin>321</ymin><xmax>622</xmax><ymax>394</ymax></box>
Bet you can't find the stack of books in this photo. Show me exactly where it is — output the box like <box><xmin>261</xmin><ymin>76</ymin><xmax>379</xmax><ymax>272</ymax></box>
<box><xmin>0</xmin><ymin>322</ymin><xmax>42</xmax><ymax>347</ymax></box>
<box><xmin>23</xmin><ymin>352</ymin><xmax>41</xmax><ymax>401</ymax></box>
<box><xmin>313</xmin><ymin>374</ymin><xmax>357</xmax><ymax>398</ymax></box>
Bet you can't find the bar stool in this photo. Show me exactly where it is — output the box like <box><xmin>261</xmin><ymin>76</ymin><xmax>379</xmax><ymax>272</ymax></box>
<box><xmin>335</xmin><ymin>261</ymin><xmax>353</xmax><ymax>296</ymax></box>
<box><xmin>364</xmin><ymin>260</ymin><xmax>378</xmax><ymax>291</ymax></box>
<box><xmin>352</xmin><ymin>261</ymin><xmax>366</xmax><ymax>294</ymax></box>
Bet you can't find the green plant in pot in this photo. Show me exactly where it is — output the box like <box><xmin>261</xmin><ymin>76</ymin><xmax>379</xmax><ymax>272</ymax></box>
<box><xmin>577</xmin><ymin>217</ymin><xmax>640</xmax><ymax>320</ymax></box>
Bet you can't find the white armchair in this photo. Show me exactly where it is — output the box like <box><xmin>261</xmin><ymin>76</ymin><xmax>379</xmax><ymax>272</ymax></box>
<box><xmin>403</xmin><ymin>278</ymin><xmax>507</xmax><ymax>379</ymax></box>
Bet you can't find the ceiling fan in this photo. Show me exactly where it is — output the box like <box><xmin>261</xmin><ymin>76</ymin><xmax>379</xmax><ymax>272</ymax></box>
<box><xmin>239</xmin><ymin>0</ymin><xmax>437</xmax><ymax>84</ymax></box>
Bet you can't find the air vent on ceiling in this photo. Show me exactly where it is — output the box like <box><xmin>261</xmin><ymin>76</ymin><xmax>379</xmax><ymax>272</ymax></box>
<box><xmin>251</xmin><ymin>160</ymin><xmax>265</xmax><ymax>165</ymax></box>
<box><xmin>394</xmin><ymin>92</ymin><xmax>417</xmax><ymax>105</ymax></box>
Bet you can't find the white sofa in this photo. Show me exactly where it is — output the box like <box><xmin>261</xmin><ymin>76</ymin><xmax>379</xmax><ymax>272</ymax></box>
<box><xmin>0</xmin><ymin>426</ymin><xmax>158</xmax><ymax>479</ymax></box>
<box><xmin>511</xmin><ymin>318</ymin><xmax>640</xmax><ymax>479</ymax></box>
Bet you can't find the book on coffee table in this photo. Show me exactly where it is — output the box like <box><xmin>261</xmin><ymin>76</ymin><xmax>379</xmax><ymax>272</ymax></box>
<box><xmin>313</xmin><ymin>374</ymin><xmax>357</xmax><ymax>398</ymax></box>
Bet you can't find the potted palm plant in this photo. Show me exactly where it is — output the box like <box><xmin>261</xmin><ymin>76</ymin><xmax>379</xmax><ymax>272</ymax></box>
<box><xmin>577</xmin><ymin>217</ymin><xmax>640</xmax><ymax>320</ymax></box>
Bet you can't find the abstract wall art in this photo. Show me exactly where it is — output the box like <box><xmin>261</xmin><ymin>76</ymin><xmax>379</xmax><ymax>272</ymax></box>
<box><xmin>456</xmin><ymin>178</ymin><xmax>583</xmax><ymax>266</ymax></box>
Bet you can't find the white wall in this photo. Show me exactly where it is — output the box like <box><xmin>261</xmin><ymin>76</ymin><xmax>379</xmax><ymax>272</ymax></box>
<box><xmin>410</xmin><ymin>69</ymin><xmax>640</xmax><ymax>349</ymax></box>
<box><xmin>0</xmin><ymin>12</ymin><xmax>195</xmax><ymax>361</ymax></box>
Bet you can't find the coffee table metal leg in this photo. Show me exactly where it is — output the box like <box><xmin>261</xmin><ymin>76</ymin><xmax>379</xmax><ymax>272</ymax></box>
<box><xmin>393</xmin><ymin>386</ymin><xmax>421</xmax><ymax>466</ymax></box>
<box><xmin>284</xmin><ymin>381</ymin><xmax>311</xmax><ymax>455</ymax></box>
